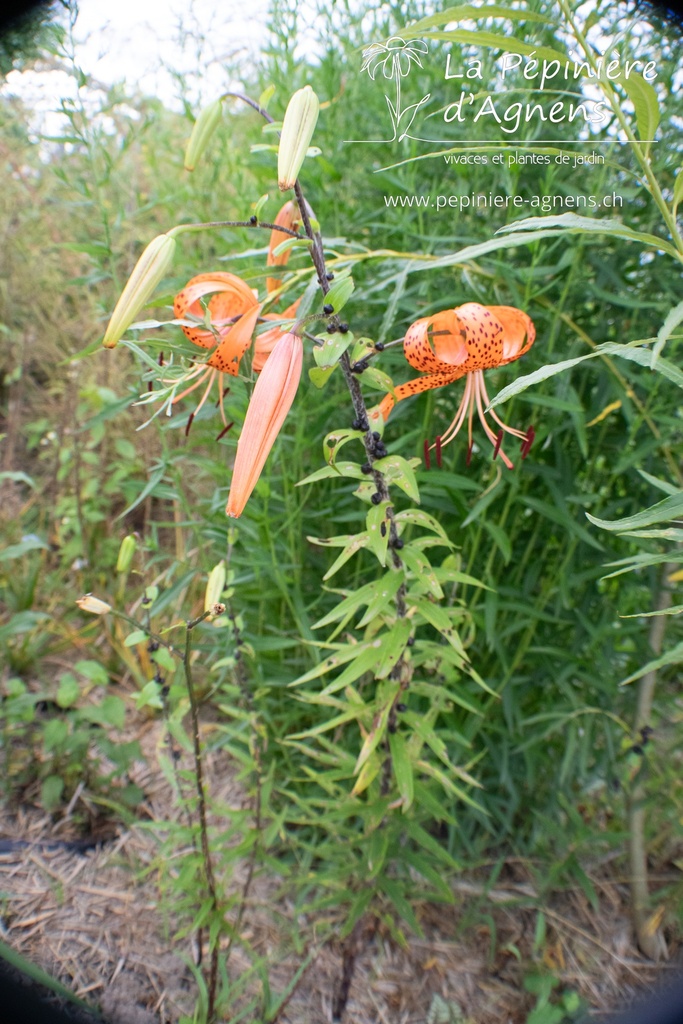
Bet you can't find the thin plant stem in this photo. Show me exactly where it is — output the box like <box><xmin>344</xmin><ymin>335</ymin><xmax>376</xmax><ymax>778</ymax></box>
<box><xmin>628</xmin><ymin>562</ymin><xmax>676</xmax><ymax>960</ymax></box>
<box><xmin>184</xmin><ymin>610</ymin><xmax>220</xmax><ymax>1020</ymax></box>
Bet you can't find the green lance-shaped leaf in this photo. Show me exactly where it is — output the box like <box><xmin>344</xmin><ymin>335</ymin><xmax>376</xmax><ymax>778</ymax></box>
<box><xmin>651</xmin><ymin>300</ymin><xmax>683</xmax><ymax>368</ymax></box>
<box><xmin>673</xmin><ymin>170</ymin><xmax>683</xmax><ymax>217</ymax></box>
<box><xmin>312</xmin><ymin>330</ymin><xmax>354</xmax><ymax>368</ymax></box>
<box><xmin>615</xmin><ymin>71</ymin><xmax>660</xmax><ymax>154</ymax></box>
<box><xmin>619</xmin><ymin>640</ymin><xmax>683</xmax><ymax>686</ymax></box>
<box><xmin>489</xmin><ymin>341</ymin><xmax>683</xmax><ymax>410</ymax></box>
<box><xmin>184</xmin><ymin>98</ymin><xmax>223</xmax><ymax>171</ymax></box>
<box><xmin>586</xmin><ymin>490</ymin><xmax>683</xmax><ymax>532</ymax></box>
<box><xmin>366</xmin><ymin>500</ymin><xmax>391</xmax><ymax>565</ymax></box>
<box><xmin>404</xmin><ymin>5</ymin><xmax>552</xmax><ymax>32</ymax></box>
<box><xmin>373</xmin><ymin>455</ymin><xmax>420</xmax><ymax>503</ymax></box>
<box><xmin>324</xmin><ymin>274</ymin><xmax>354</xmax><ymax>313</ymax></box>
<box><xmin>389</xmin><ymin>731</ymin><xmax>414</xmax><ymax>811</ymax></box>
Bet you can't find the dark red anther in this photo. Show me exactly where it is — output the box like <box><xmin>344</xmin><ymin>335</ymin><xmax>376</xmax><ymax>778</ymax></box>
<box><xmin>185</xmin><ymin>412</ymin><xmax>195</xmax><ymax>437</ymax></box>
<box><xmin>466</xmin><ymin>442</ymin><xmax>473</xmax><ymax>467</ymax></box>
<box><xmin>215</xmin><ymin>421</ymin><xmax>234</xmax><ymax>441</ymax></box>
<box><xmin>520</xmin><ymin>425</ymin><xmax>535</xmax><ymax>459</ymax></box>
<box><xmin>158</xmin><ymin>352</ymin><xmax>165</xmax><ymax>366</ymax></box>
<box><xmin>423</xmin><ymin>439</ymin><xmax>431</xmax><ymax>470</ymax></box>
<box><xmin>215</xmin><ymin>384</ymin><xmax>231</xmax><ymax>407</ymax></box>
<box><xmin>147</xmin><ymin>380</ymin><xmax>153</xmax><ymax>392</ymax></box>
<box><xmin>435</xmin><ymin>435</ymin><xmax>442</xmax><ymax>469</ymax></box>
<box><xmin>492</xmin><ymin>429</ymin><xmax>504</xmax><ymax>460</ymax></box>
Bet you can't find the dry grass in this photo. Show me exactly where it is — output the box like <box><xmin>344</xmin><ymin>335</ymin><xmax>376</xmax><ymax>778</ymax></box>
<box><xmin>0</xmin><ymin>715</ymin><xmax>678</xmax><ymax>1024</ymax></box>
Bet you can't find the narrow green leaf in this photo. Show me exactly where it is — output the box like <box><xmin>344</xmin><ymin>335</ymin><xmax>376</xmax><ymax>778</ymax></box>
<box><xmin>405</xmin><ymin>4</ymin><xmax>552</xmax><ymax>31</ymax></box>
<box><xmin>124</xmin><ymin>629</ymin><xmax>148</xmax><ymax>647</ymax></box>
<box><xmin>393</xmin><ymin>508</ymin><xmax>451</xmax><ymax>542</ymax></box>
<box><xmin>312</xmin><ymin>330</ymin><xmax>354</xmax><ymax>368</ymax></box>
<box><xmin>414</xmin><ymin>597</ymin><xmax>467</xmax><ymax>656</ymax></box>
<box><xmin>389</xmin><ymin>731</ymin><xmax>414</xmax><ymax>810</ymax></box>
<box><xmin>356</xmin><ymin>570</ymin><xmax>404</xmax><ymax>628</ymax></box>
<box><xmin>366</xmin><ymin>500</ymin><xmax>391</xmax><ymax>566</ymax></box>
<box><xmin>619</xmin><ymin>641</ymin><xmax>683</xmax><ymax>686</ymax></box>
<box><xmin>298</xmin><ymin>462</ymin><xmax>365</xmax><ymax>486</ymax></box>
<box><xmin>616</xmin><ymin>71</ymin><xmax>659</xmax><ymax>152</ymax></box>
<box><xmin>586</xmin><ymin>490</ymin><xmax>683</xmax><ymax>531</ymax></box>
<box><xmin>497</xmin><ymin>213</ymin><xmax>678</xmax><ymax>258</ymax></box>
<box><xmin>324</xmin><ymin>274</ymin><xmax>354</xmax><ymax>313</ymax></box>
<box><xmin>673</xmin><ymin>170</ymin><xmax>683</xmax><ymax>216</ymax></box>
<box><xmin>375</xmin><ymin>619</ymin><xmax>413</xmax><ymax>678</ymax></box>
<box><xmin>308</xmin><ymin>364</ymin><xmax>336</xmax><ymax>388</ymax></box>
<box><xmin>360</xmin><ymin>366</ymin><xmax>396</xmax><ymax>393</ymax></box>
<box><xmin>651</xmin><ymin>300</ymin><xmax>683</xmax><ymax>367</ymax></box>
<box><xmin>490</xmin><ymin>341</ymin><xmax>683</xmax><ymax>410</ymax></box>
<box><xmin>373</xmin><ymin>455</ymin><xmax>421</xmax><ymax>503</ymax></box>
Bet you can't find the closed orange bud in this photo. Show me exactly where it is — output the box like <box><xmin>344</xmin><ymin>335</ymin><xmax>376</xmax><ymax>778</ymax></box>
<box><xmin>266</xmin><ymin>201</ymin><xmax>301</xmax><ymax>294</ymax></box>
<box><xmin>226</xmin><ymin>332</ymin><xmax>303</xmax><ymax>517</ymax></box>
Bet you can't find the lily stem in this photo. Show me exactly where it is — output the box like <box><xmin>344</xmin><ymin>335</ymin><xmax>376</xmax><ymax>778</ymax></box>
<box><xmin>184</xmin><ymin>610</ymin><xmax>220</xmax><ymax>1020</ymax></box>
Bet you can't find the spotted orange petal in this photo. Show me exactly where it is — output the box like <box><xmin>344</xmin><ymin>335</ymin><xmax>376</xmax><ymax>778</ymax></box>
<box><xmin>174</xmin><ymin>272</ymin><xmax>258</xmax><ymax>349</ymax></box>
<box><xmin>206</xmin><ymin>303</ymin><xmax>262</xmax><ymax>375</ymax></box>
<box><xmin>486</xmin><ymin>305</ymin><xmax>535</xmax><ymax>363</ymax></box>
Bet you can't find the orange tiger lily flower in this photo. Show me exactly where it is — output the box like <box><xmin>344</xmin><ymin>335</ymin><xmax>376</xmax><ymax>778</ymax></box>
<box><xmin>226</xmin><ymin>331</ymin><xmax>303</xmax><ymax>517</ymax></box>
<box><xmin>373</xmin><ymin>303</ymin><xmax>535</xmax><ymax>469</ymax></box>
<box><xmin>170</xmin><ymin>272</ymin><xmax>261</xmax><ymax>426</ymax></box>
<box><xmin>266</xmin><ymin>201</ymin><xmax>302</xmax><ymax>295</ymax></box>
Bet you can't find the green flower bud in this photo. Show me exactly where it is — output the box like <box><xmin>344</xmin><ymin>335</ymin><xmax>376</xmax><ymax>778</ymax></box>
<box><xmin>116</xmin><ymin>534</ymin><xmax>137</xmax><ymax>573</ymax></box>
<box><xmin>204</xmin><ymin>561</ymin><xmax>227</xmax><ymax>612</ymax></box>
<box><xmin>184</xmin><ymin>98</ymin><xmax>223</xmax><ymax>172</ymax></box>
<box><xmin>103</xmin><ymin>233</ymin><xmax>176</xmax><ymax>349</ymax></box>
<box><xmin>277</xmin><ymin>86</ymin><xmax>320</xmax><ymax>191</ymax></box>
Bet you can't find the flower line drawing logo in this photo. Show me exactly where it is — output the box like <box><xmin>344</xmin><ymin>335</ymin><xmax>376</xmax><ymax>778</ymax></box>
<box><xmin>359</xmin><ymin>36</ymin><xmax>431</xmax><ymax>142</ymax></box>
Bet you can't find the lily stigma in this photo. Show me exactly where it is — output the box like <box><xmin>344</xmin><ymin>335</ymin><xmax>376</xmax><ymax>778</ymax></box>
<box><xmin>373</xmin><ymin>303</ymin><xmax>536</xmax><ymax>470</ymax></box>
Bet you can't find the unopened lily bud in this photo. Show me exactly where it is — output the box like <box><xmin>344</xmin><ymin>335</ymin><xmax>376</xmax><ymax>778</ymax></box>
<box><xmin>76</xmin><ymin>594</ymin><xmax>112</xmax><ymax>615</ymax></box>
<box><xmin>204</xmin><ymin>561</ymin><xmax>227</xmax><ymax>612</ymax></box>
<box><xmin>116</xmin><ymin>534</ymin><xmax>137</xmax><ymax>573</ymax></box>
<box><xmin>278</xmin><ymin>86</ymin><xmax>319</xmax><ymax>191</ymax></box>
<box><xmin>184</xmin><ymin>98</ymin><xmax>223</xmax><ymax>171</ymax></box>
<box><xmin>103</xmin><ymin>233</ymin><xmax>176</xmax><ymax>348</ymax></box>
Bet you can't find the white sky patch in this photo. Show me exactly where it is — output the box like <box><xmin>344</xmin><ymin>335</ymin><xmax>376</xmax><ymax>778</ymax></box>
<box><xmin>1</xmin><ymin>0</ymin><xmax>270</xmax><ymax>137</ymax></box>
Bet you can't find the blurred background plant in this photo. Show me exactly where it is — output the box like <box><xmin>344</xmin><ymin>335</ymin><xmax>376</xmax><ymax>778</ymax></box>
<box><xmin>0</xmin><ymin>0</ymin><xmax>682</xmax><ymax>1020</ymax></box>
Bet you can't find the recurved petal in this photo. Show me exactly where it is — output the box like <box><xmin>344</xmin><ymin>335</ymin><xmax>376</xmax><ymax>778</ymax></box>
<box><xmin>369</xmin><ymin>367</ymin><xmax>462</xmax><ymax>427</ymax></box>
<box><xmin>452</xmin><ymin>302</ymin><xmax>505</xmax><ymax>371</ymax></box>
<box><xmin>226</xmin><ymin>332</ymin><xmax>303</xmax><ymax>517</ymax></box>
<box><xmin>486</xmin><ymin>305</ymin><xmax>536</xmax><ymax>363</ymax></box>
<box><xmin>207</xmin><ymin>304</ymin><xmax>262</xmax><ymax>375</ymax></box>
<box><xmin>174</xmin><ymin>273</ymin><xmax>258</xmax><ymax>349</ymax></box>
<box><xmin>404</xmin><ymin>314</ymin><xmax>467</xmax><ymax>374</ymax></box>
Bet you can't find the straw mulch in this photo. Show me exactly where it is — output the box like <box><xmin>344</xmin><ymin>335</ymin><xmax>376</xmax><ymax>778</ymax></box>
<box><xmin>0</xmin><ymin>715</ymin><xmax>678</xmax><ymax>1024</ymax></box>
